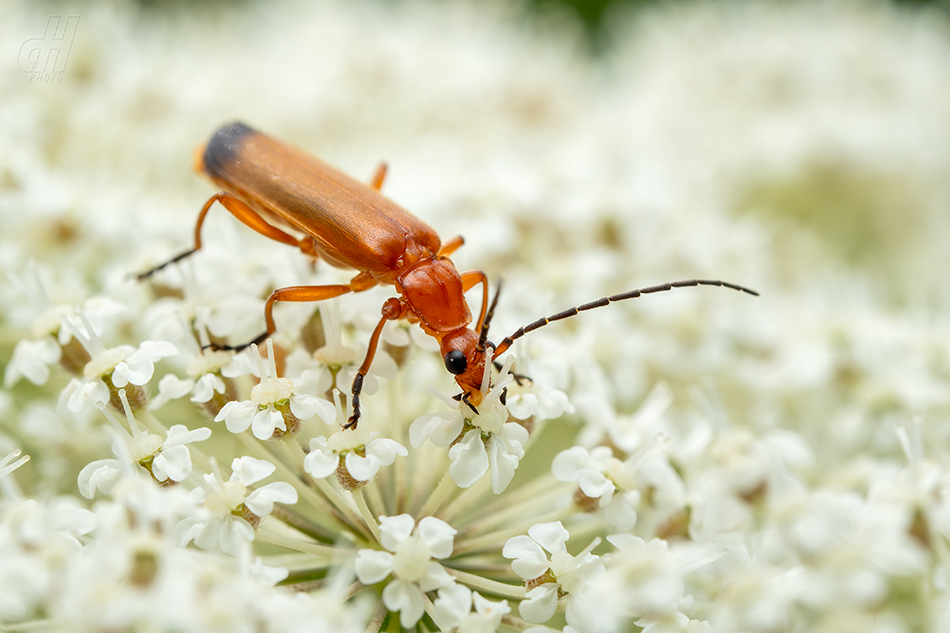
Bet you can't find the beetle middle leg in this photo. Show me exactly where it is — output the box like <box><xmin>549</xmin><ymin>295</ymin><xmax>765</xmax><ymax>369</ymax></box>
<box><xmin>439</xmin><ymin>235</ymin><xmax>465</xmax><ymax>257</ymax></box>
<box><xmin>137</xmin><ymin>192</ymin><xmax>316</xmax><ymax>280</ymax></box>
<box><xmin>369</xmin><ymin>163</ymin><xmax>388</xmax><ymax>191</ymax></box>
<box><xmin>213</xmin><ymin>271</ymin><xmax>377</xmax><ymax>351</ymax></box>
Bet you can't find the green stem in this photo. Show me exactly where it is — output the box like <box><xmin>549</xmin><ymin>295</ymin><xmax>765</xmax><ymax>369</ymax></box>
<box><xmin>236</xmin><ymin>432</ymin><xmax>349</xmax><ymax>535</ymax></box>
<box><xmin>256</xmin><ymin>525</ymin><xmax>348</xmax><ymax>559</ymax></box>
<box><xmin>352</xmin><ymin>486</ymin><xmax>382</xmax><ymax>544</ymax></box>
<box><xmin>278</xmin><ymin>437</ymin><xmax>370</xmax><ymax>538</ymax></box>
<box><xmin>365</xmin><ymin>477</ymin><xmax>387</xmax><ymax>517</ymax></box>
<box><xmin>365</xmin><ymin>599</ymin><xmax>388</xmax><ymax>633</ymax></box>
<box><xmin>446</xmin><ymin>568</ymin><xmax>525</xmax><ymax>600</ymax></box>
<box><xmin>439</xmin><ymin>471</ymin><xmax>491</xmax><ymax>524</ymax></box>
<box><xmin>459</xmin><ymin>479</ymin><xmax>571</xmax><ymax>537</ymax></box>
<box><xmin>418</xmin><ymin>470</ymin><xmax>458</xmax><ymax>519</ymax></box>
<box><xmin>455</xmin><ymin>505</ymin><xmax>576</xmax><ymax>555</ymax></box>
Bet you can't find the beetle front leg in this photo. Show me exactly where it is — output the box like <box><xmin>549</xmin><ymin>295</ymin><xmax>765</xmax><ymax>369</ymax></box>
<box><xmin>459</xmin><ymin>270</ymin><xmax>489</xmax><ymax>332</ymax></box>
<box><xmin>346</xmin><ymin>297</ymin><xmax>403</xmax><ymax>429</ymax></box>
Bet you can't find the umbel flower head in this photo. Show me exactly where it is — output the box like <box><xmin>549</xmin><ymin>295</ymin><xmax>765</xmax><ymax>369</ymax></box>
<box><xmin>179</xmin><ymin>455</ymin><xmax>298</xmax><ymax>556</ymax></box>
<box><xmin>3</xmin><ymin>0</ymin><xmax>950</xmax><ymax>632</ymax></box>
<box><xmin>355</xmin><ymin>514</ymin><xmax>457</xmax><ymax>627</ymax></box>
<box><xmin>215</xmin><ymin>340</ymin><xmax>334</xmax><ymax>439</ymax></box>
<box><xmin>410</xmin><ymin>356</ymin><xmax>533</xmax><ymax>493</ymax></box>
<box><xmin>304</xmin><ymin>393</ymin><xmax>408</xmax><ymax>491</ymax></box>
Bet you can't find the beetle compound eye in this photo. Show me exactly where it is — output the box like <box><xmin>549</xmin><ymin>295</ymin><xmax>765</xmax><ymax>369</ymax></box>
<box><xmin>444</xmin><ymin>350</ymin><xmax>467</xmax><ymax>375</ymax></box>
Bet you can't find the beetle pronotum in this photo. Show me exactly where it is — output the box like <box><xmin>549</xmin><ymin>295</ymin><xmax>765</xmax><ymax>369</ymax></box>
<box><xmin>139</xmin><ymin>122</ymin><xmax>757</xmax><ymax>428</ymax></box>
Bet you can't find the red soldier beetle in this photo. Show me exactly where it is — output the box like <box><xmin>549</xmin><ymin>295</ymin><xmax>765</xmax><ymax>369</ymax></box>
<box><xmin>139</xmin><ymin>122</ymin><xmax>757</xmax><ymax>429</ymax></box>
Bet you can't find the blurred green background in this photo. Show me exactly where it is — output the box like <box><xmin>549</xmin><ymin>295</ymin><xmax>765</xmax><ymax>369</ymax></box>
<box><xmin>122</xmin><ymin>0</ymin><xmax>950</xmax><ymax>53</ymax></box>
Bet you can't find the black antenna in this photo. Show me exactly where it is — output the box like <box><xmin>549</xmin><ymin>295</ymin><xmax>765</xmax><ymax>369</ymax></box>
<box><xmin>476</xmin><ymin>280</ymin><xmax>503</xmax><ymax>355</ymax></box>
<box><xmin>493</xmin><ymin>278</ymin><xmax>757</xmax><ymax>357</ymax></box>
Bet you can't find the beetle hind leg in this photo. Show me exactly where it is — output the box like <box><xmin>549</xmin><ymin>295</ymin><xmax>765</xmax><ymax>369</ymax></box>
<box><xmin>137</xmin><ymin>192</ymin><xmax>314</xmax><ymax>280</ymax></box>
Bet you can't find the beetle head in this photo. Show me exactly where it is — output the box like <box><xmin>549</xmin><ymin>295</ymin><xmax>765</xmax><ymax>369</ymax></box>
<box><xmin>438</xmin><ymin>280</ymin><xmax>504</xmax><ymax>407</ymax></box>
<box><xmin>439</xmin><ymin>327</ymin><xmax>488</xmax><ymax>407</ymax></box>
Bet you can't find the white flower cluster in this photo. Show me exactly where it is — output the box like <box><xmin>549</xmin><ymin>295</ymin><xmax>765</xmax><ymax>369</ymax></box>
<box><xmin>3</xmin><ymin>0</ymin><xmax>950</xmax><ymax>632</ymax></box>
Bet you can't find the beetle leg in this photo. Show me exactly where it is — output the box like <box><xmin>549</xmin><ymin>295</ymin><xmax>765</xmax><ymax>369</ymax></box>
<box><xmin>459</xmin><ymin>270</ymin><xmax>489</xmax><ymax>332</ymax></box>
<box><xmin>438</xmin><ymin>235</ymin><xmax>465</xmax><ymax>257</ymax></box>
<box><xmin>460</xmin><ymin>392</ymin><xmax>479</xmax><ymax>416</ymax></box>
<box><xmin>137</xmin><ymin>193</ymin><xmax>303</xmax><ymax>279</ymax></box>
<box><xmin>212</xmin><ymin>284</ymin><xmax>354</xmax><ymax>351</ymax></box>
<box><xmin>348</xmin><ymin>271</ymin><xmax>378</xmax><ymax>292</ymax></box>
<box><xmin>346</xmin><ymin>297</ymin><xmax>403</xmax><ymax>429</ymax></box>
<box><xmin>369</xmin><ymin>162</ymin><xmax>388</xmax><ymax>191</ymax></box>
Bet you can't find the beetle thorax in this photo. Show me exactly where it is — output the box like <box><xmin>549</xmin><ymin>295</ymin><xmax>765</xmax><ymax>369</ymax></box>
<box><xmin>397</xmin><ymin>257</ymin><xmax>472</xmax><ymax>334</ymax></box>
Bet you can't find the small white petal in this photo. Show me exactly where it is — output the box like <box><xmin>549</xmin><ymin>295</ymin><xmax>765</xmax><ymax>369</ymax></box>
<box><xmin>566</xmin><ymin>591</ymin><xmax>600</xmax><ymax>633</ymax></box>
<box><xmin>410</xmin><ymin>410</ymin><xmax>464</xmax><ymax>449</ymax></box>
<box><xmin>365</xmin><ymin>437</ymin><xmax>408</xmax><ymax>465</ymax></box>
<box><xmin>602</xmin><ymin>492</ymin><xmax>639</xmax><ymax>531</ymax></box>
<box><xmin>528</xmin><ymin>521</ymin><xmax>570</xmax><ymax>555</ymax></box>
<box><xmin>503</xmin><ymin>535</ymin><xmax>550</xmax><ymax>580</ymax></box>
<box><xmin>379</xmin><ymin>514</ymin><xmax>417</xmax><ymax>551</ymax></box>
<box><xmin>345</xmin><ymin>451</ymin><xmax>379</xmax><ymax>481</ymax></box>
<box><xmin>519</xmin><ymin>583</ymin><xmax>559</xmax><ymax>624</ymax></box>
<box><xmin>433</xmin><ymin>584</ymin><xmax>473</xmax><ymax>629</ymax></box>
<box><xmin>77</xmin><ymin>459</ymin><xmax>122</xmax><ymax>498</ymax></box>
<box><xmin>151</xmin><ymin>444</ymin><xmax>192</xmax><ymax>482</ymax></box>
<box><xmin>417</xmin><ymin>516</ymin><xmax>457</xmax><ymax>560</ymax></box>
<box><xmin>539</xmin><ymin>389</ymin><xmax>574</xmax><ymax>419</ymax></box>
<box><xmin>303</xmin><ymin>439</ymin><xmax>339</xmax><ymax>479</ymax></box>
<box><xmin>66</xmin><ymin>377</ymin><xmax>110</xmax><ymax>413</ymax></box>
<box><xmin>506</xmin><ymin>391</ymin><xmax>540</xmax><ymax>420</ymax></box>
<box><xmin>219</xmin><ymin>516</ymin><xmax>255</xmax><ymax>556</ymax></box>
<box><xmin>250</xmin><ymin>557</ymin><xmax>289</xmax><ymax>586</ymax></box>
<box><xmin>150</xmin><ymin>374</ymin><xmax>195</xmax><ymax>410</ymax></box>
<box><xmin>245</xmin><ymin>481</ymin><xmax>298</xmax><ymax>516</ymax></box>
<box><xmin>179</xmin><ymin>515</ymin><xmax>213</xmax><ymax>550</ymax></box>
<box><xmin>383</xmin><ymin>579</ymin><xmax>426</xmax><ymax>628</ymax></box>
<box><xmin>110</xmin><ymin>361</ymin><xmax>133</xmax><ymax>388</ymax></box>
<box><xmin>190</xmin><ymin>373</ymin><xmax>225</xmax><ymax>403</ymax></box>
<box><xmin>472</xmin><ymin>591</ymin><xmax>511</xmax><ymax>620</ymax></box>
<box><xmin>448</xmin><ymin>429</ymin><xmax>490</xmax><ymax>488</ymax></box>
<box><xmin>552</xmin><ymin>446</ymin><xmax>592</xmax><ymax>481</ymax></box>
<box><xmin>289</xmin><ymin>392</ymin><xmax>330</xmax><ymax>422</ymax></box>
<box><xmin>221</xmin><ymin>352</ymin><xmax>256</xmax><ymax>378</ymax></box>
<box><xmin>487</xmin><ymin>426</ymin><xmax>527</xmax><ymax>494</ymax></box>
<box><xmin>251</xmin><ymin>407</ymin><xmax>285</xmax><ymax>440</ymax></box>
<box><xmin>133</xmin><ymin>340</ymin><xmax>180</xmax><ymax>363</ymax></box>
<box><xmin>577</xmin><ymin>469</ymin><xmax>614</xmax><ymax>500</ymax></box>
<box><xmin>4</xmin><ymin>337</ymin><xmax>61</xmax><ymax>387</ymax></box>
<box><xmin>298</xmin><ymin>367</ymin><xmax>334</xmax><ymax>396</ymax></box>
<box><xmin>163</xmin><ymin>424</ymin><xmax>212</xmax><ymax>449</ymax></box>
<box><xmin>355</xmin><ymin>549</ymin><xmax>394</xmax><ymax>584</ymax></box>
<box><xmin>119</xmin><ymin>341</ymin><xmax>177</xmax><ymax>386</ymax></box>
<box><xmin>230</xmin><ymin>456</ymin><xmax>276</xmax><ymax>486</ymax></box>
<box><xmin>215</xmin><ymin>399</ymin><xmax>256</xmax><ymax>434</ymax></box>
<box><xmin>418</xmin><ymin>561</ymin><xmax>455</xmax><ymax>592</ymax></box>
